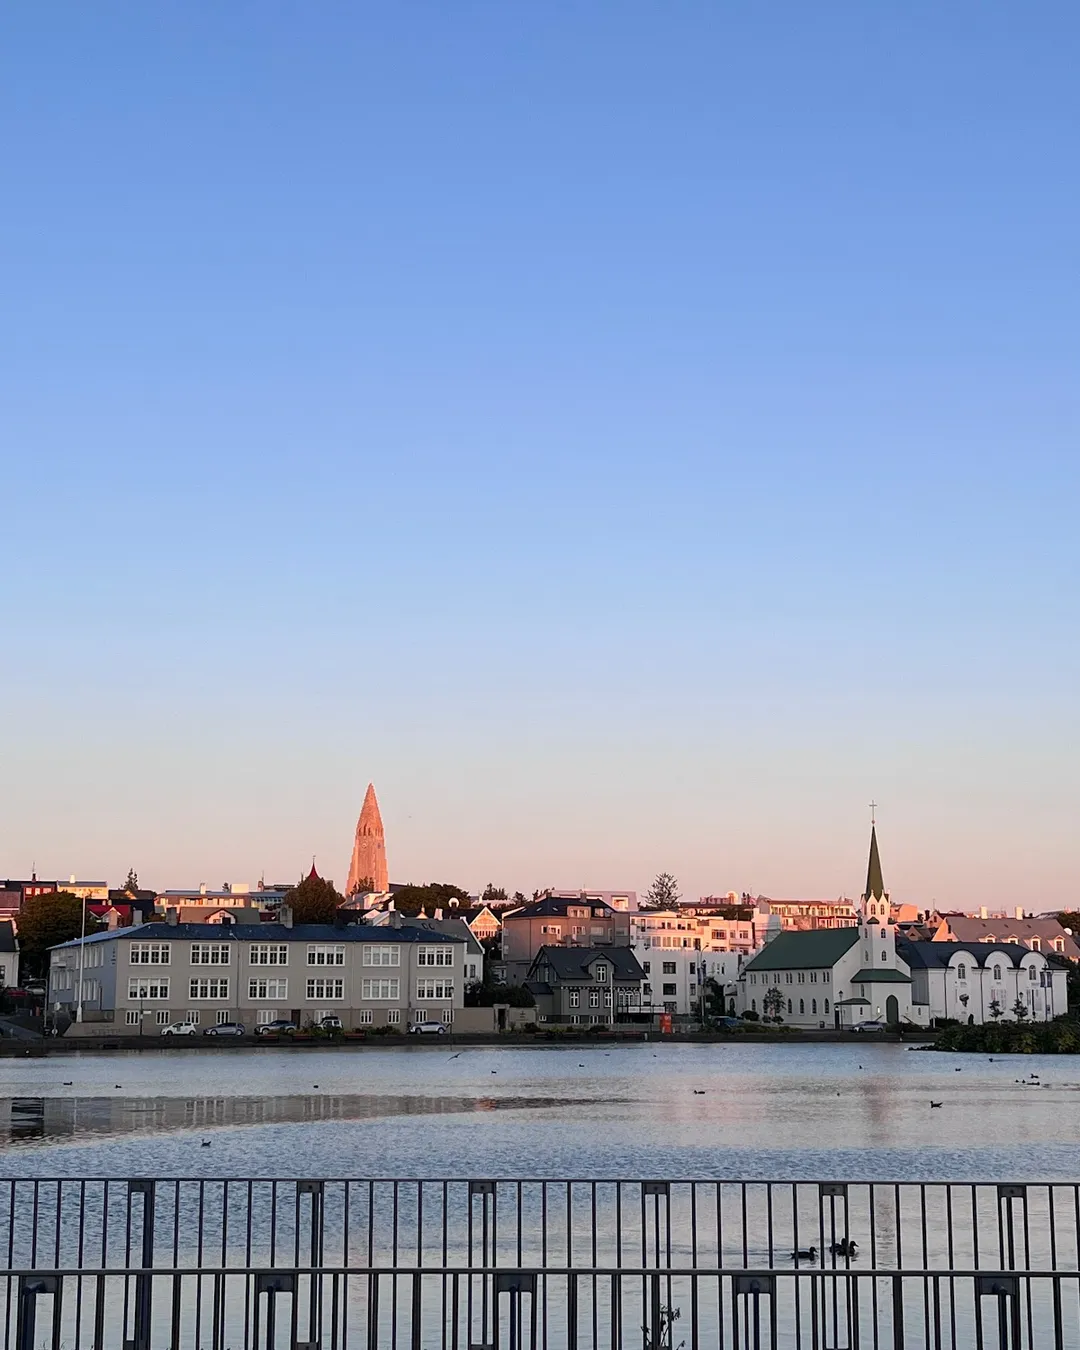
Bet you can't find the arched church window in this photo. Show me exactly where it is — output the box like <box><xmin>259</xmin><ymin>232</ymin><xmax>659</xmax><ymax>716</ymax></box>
<box><xmin>824</xmin><ymin>999</ymin><xmax>830</xmax><ymax>1014</ymax></box>
<box><xmin>881</xmin><ymin>950</ymin><xmax>887</xmax><ymax>961</ymax></box>
<box><xmin>787</xmin><ymin>999</ymin><xmax>792</xmax><ymax>1014</ymax></box>
<box><xmin>811</xmin><ymin>999</ymin><xmax>817</xmax><ymax>1014</ymax></box>
<box><xmin>799</xmin><ymin>999</ymin><xmax>804</xmax><ymax>1014</ymax></box>
<box><xmin>880</xmin><ymin>930</ymin><xmax>886</xmax><ymax>941</ymax></box>
<box><xmin>957</xmin><ymin>964</ymin><xmax>967</xmax><ymax>980</ymax></box>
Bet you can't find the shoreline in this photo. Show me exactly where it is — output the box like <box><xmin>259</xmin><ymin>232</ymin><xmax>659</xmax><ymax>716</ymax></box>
<box><xmin>0</xmin><ymin>1029</ymin><xmax>939</xmax><ymax>1055</ymax></box>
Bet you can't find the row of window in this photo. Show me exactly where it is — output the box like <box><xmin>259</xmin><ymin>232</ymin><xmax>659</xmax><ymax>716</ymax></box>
<box><xmin>567</xmin><ymin>990</ymin><xmax>637</xmax><ymax>1008</ymax></box>
<box><xmin>747</xmin><ymin>970</ymin><xmax>830</xmax><ymax>985</ymax></box>
<box><xmin>128</xmin><ymin>943</ymin><xmax>452</xmax><ymax>968</ymax></box>
<box><xmin>956</xmin><ymin>963</ymin><xmax>1040</xmax><ymax>983</ymax></box>
<box><xmin>750</xmin><ymin>997</ymin><xmax>831</xmax><ymax>1017</ymax></box>
<box><xmin>125</xmin><ymin>976</ymin><xmax>454</xmax><ymax>1002</ymax></box>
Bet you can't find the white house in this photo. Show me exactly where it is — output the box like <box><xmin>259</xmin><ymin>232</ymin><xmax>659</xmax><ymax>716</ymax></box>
<box><xmin>899</xmin><ymin>940</ymin><xmax>1067</xmax><ymax>1023</ymax></box>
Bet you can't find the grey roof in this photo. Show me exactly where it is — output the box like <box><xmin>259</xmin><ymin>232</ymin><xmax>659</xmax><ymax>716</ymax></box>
<box><xmin>898</xmin><ymin>939</ymin><xmax>1032</xmax><ymax>970</ymax></box>
<box><xmin>394</xmin><ymin>916</ymin><xmax>484</xmax><ymax>956</ymax></box>
<box><xmin>0</xmin><ymin>921</ymin><xmax>16</xmax><ymax>953</ymax></box>
<box><xmin>50</xmin><ymin>922</ymin><xmax>463</xmax><ymax>951</ymax></box>
<box><xmin>850</xmin><ymin>968</ymin><xmax>911</xmax><ymax>984</ymax></box>
<box><xmin>743</xmin><ymin>927</ymin><xmax>860</xmax><ymax>972</ymax></box>
<box><xmin>528</xmin><ymin>945</ymin><xmax>645</xmax><ymax>982</ymax></box>
<box><xmin>505</xmin><ymin>897</ymin><xmax>617</xmax><ymax>921</ymax></box>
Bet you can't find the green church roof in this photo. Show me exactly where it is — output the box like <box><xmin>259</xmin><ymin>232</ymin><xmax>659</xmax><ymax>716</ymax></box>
<box><xmin>743</xmin><ymin>927</ymin><xmax>860</xmax><ymax>972</ymax></box>
<box><xmin>850</xmin><ymin>968</ymin><xmax>912</xmax><ymax>983</ymax></box>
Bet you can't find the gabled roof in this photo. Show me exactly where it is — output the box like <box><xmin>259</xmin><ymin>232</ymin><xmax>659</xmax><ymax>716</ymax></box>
<box><xmin>393</xmin><ymin>916</ymin><xmax>484</xmax><ymax>956</ymax></box>
<box><xmin>743</xmin><ymin>927</ymin><xmax>860</xmax><ymax>972</ymax></box>
<box><xmin>528</xmin><ymin>945</ymin><xmax>644</xmax><ymax>982</ymax></box>
<box><xmin>505</xmin><ymin>897</ymin><xmax>617</xmax><ymax>920</ymax></box>
<box><xmin>898</xmin><ymin>938</ymin><xmax>1033</xmax><ymax>970</ymax></box>
<box><xmin>934</xmin><ymin>917</ymin><xmax>1079</xmax><ymax>960</ymax></box>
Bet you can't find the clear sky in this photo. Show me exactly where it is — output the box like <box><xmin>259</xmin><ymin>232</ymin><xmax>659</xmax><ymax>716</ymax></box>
<box><xmin>2</xmin><ymin>3</ymin><xmax>1077</xmax><ymax>908</ymax></box>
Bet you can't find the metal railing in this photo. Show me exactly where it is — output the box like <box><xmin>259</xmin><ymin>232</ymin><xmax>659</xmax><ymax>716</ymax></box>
<box><xmin>2</xmin><ymin>1178</ymin><xmax>1078</xmax><ymax>1348</ymax></box>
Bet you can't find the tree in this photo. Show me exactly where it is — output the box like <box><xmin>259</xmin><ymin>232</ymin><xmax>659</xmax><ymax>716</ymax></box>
<box><xmin>1055</xmin><ymin>911</ymin><xmax>1080</xmax><ymax>935</ymax></box>
<box><xmin>762</xmin><ymin>986</ymin><xmax>785</xmax><ymax>1022</ymax></box>
<box><xmin>1011</xmin><ymin>996</ymin><xmax>1029</xmax><ymax>1023</ymax></box>
<box><xmin>481</xmin><ymin>883</ymin><xmax>509</xmax><ymax>907</ymax></box>
<box><xmin>988</xmin><ymin>999</ymin><xmax>1003</xmax><ymax>1021</ymax></box>
<box><xmin>511</xmin><ymin>891</ymin><xmax>527</xmax><ymax>906</ymax></box>
<box><xmin>124</xmin><ymin>868</ymin><xmax>140</xmax><ymax>893</ymax></box>
<box><xmin>16</xmin><ymin>892</ymin><xmax>103</xmax><ymax>977</ymax></box>
<box><xmin>348</xmin><ymin>875</ymin><xmax>375</xmax><ymax>897</ymax></box>
<box><xmin>389</xmin><ymin>882</ymin><xmax>469</xmax><ymax>918</ymax></box>
<box><xmin>283</xmin><ymin>873</ymin><xmax>344</xmax><ymax>925</ymax></box>
<box><xmin>643</xmin><ymin>873</ymin><xmax>681</xmax><ymax>910</ymax></box>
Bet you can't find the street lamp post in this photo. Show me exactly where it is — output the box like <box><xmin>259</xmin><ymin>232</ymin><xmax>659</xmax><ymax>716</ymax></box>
<box><xmin>75</xmin><ymin>898</ymin><xmax>87</xmax><ymax>1023</ymax></box>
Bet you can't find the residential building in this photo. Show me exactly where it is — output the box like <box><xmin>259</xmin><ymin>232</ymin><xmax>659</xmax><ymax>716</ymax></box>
<box><xmin>931</xmin><ymin>914</ymin><xmax>1079</xmax><ymax>962</ymax></box>
<box><xmin>60</xmin><ymin>877</ymin><xmax>109</xmax><ymax>903</ymax></box>
<box><xmin>47</xmin><ymin>914</ymin><xmax>486</xmax><ymax>1035</ymax></box>
<box><xmin>637</xmin><ymin>946</ymin><xmax>702</xmax><ymax>1017</ymax></box>
<box><xmin>534</xmin><ymin>889</ymin><xmax>639</xmax><ymax>913</ymax></box>
<box><xmin>366</xmin><ymin>912</ymin><xmax>486</xmax><ymax>984</ymax></box>
<box><xmin>898</xmin><ymin>940</ymin><xmax>1067</xmax><ymax>1023</ymax></box>
<box><xmin>525</xmin><ymin>945</ymin><xmax>645</xmax><ymax>1025</ymax></box>
<box><xmin>455</xmin><ymin>905</ymin><xmax>502</xmax><ymax>944</ymax></box>
<box><xmin>0</xmin><ymin>921</ymin><xmax>19</xmax><ymax>990</ymax></box>
<box><xmin>154</xmin><ymin>882</ymin><xmax>290</xmax><ymax>920</ymax></box>
<box><xmin>1</xmin><ymin>876</ymin><xmax>58</xmax><ymax>918</ymax></box>
<box><xmin>757</xmin><ymin>897</ymin><xmax>859</xmax><ymax>932</ymax></box>
<box><xmin>501</xmin><ymin>896</ymin><xmax>631</xmax><ymax>971</ymax></box>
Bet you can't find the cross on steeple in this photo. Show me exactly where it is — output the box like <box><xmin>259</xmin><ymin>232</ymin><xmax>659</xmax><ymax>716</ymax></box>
<box><xmin>869</xmin><ymin>800</ymin><xmax>878</xmax><ymax>827</ymax></box>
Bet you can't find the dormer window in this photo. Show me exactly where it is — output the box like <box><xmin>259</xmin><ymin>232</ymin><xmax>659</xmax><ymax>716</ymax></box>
<box><xmin>595</xmin><ymin>965</ymin><xmax>608</xmax><ymax>982</ymax></box>
<box><xmin>1030</xmin><ymin>938</ymin><xmax>1041</xmax><ymax>951</ymax></box>
<box><xmin>957</xmin><ymin>964</ymin><xmax>967</xmax><ymax>980</ymax></box>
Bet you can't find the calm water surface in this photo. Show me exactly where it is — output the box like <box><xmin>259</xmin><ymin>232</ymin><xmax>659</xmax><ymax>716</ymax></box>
<box><xmin>1</xmin><ymin>1042</ymin><xmax>1078</xmax><ymax>1179</ymax></box>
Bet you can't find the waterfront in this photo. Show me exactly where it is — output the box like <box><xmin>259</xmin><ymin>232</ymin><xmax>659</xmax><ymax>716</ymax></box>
<box><xmin>2</xmin><ymin>1042</ymin><xmax>1078</xmax><ymax>1181</ymax></box>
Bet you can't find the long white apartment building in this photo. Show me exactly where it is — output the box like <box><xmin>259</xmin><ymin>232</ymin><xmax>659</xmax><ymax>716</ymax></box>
<box><xmin>47</xmin><ymin>911</ymin><xmax>488</xmax><ymax>1035</ymax></box>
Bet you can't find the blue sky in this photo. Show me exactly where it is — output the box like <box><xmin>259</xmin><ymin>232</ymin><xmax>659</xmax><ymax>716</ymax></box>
<box><xmin>2</xmin><ymin>3</ymin><xmax>1077</xmax><ymax>906</ymax></box>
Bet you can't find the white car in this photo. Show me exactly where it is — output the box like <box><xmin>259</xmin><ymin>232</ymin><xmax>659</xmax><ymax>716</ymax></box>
<box><xmin>160</xmin><ymin>1022</ymin><xmax>198</xmax><ymax>1037</ymax></box>
<box><xmin>855</xmin><ymin>1019</ymin><xmax>886</xmax><ymax>1033</ymax></box>
<box><xmin>409</xmin><ymin>1021</ymin><xmax>448</xmax><ymax>1036</ymax></box>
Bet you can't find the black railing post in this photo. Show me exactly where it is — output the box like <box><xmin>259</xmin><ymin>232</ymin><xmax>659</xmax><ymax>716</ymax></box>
<box><xmin>127</xmin><ymin>1178</ymin><xmax>156</xmax><ymax>1350</ymax></box>
<box><xmin>16</xmin><ymin>1274</ymin><xmax>57</xmax><ymax>1350</ymax></box>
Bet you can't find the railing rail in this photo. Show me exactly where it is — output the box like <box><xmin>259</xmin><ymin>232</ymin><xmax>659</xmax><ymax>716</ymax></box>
<box><xmin>2</xmin><ymin>1179</ymin><xmax>1079</xmax><ymax>1347</ymax></box>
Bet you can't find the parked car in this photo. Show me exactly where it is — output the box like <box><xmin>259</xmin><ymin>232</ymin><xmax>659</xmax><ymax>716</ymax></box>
<box><xmin>714</xmin><ymin>1016</ymin><xmax>750</xmax><ymax>1029</ymax></box>
<box><xmin>23</xmin><ymin>980</ymin><xmax>46</xmax><ymax>997</ymax></box>
<box><xmin>204</xmin><ymin>1022</ymin><xmax>245</xmax><ymax>1037</ymax></box>
<box><xmin>855</xmin><ymin>1019</ymin><xmax>886</xmax><ymax>1033</ymax></box>
<box><xmin>408</xmin><ymin>1020</ymin><xmax>448</xmax><ymax>1036</ymax></box>
<box><xmin>318</xmin><ymin>1015</ymin><xmax>343</xmax><ymax>1031</ymax></box>
<box><xmin>160</xmin><ymin>1022</ymin><xmax>198</xmax><ymax>1036</ymax></box>
<box><xmin>255</xmin><ymin>1020</ymin><xmax>298</xmax><ymax>1037</ymax></box>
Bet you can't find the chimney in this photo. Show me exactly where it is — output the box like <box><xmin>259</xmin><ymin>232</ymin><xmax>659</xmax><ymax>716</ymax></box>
<box><xmin>434</xmin><ymin>908</ymin><xmax>443</xmax><ymax>921</ymax></box>
<box><xmin>1015</xmin><ymin>906</ymin><xmax>1024</xmax><ymax>921</ymax></box>
<box><xmin>279</xmin><ymin>904</ymin><xmax>293</xmax><ymax>929</ymax></box>
<box><xmin>107</xmin><ymin>908</ymin><xmax>120</xmax><ymax>931</ymax></box>
<box><xmin>166</xmin><ymin>908</ymin><xmax>179</xmax><ymax>926</ymax></box>
<box><xmin>389</xmin><ymin>910</ymin><xmax>402</xmax><ymax>929</ymax></box>
<box><xmin>979</xmin><ymin>906</ymin><xmax>988</xmax><ymax>920</ymax></box>
<box><xmin>199</xmin><ymin>883</ymin><xmax>207</xmax><ymax>896</ymax></box>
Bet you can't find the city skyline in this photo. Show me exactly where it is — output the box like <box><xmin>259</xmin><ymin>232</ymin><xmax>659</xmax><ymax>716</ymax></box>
<box><xmin>2</xmin><ymin>5</ymin><xmax>1076</xmax><ymax>909</ymax></box>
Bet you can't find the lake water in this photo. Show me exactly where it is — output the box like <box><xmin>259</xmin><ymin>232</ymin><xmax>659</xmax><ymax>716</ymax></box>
<box><xmin>1</xmin><ymin>1041</ymin><xmax>1077</xmax><ymax>1180</ymax></box>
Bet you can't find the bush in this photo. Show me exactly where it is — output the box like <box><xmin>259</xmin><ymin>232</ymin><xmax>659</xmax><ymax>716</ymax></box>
<box><xmin>742</xmin><ymin>1009</ymin><xmax>760</xmax><ymax>1022</ymax></box>
<box><xmin>369</xmin><ymin>1024</ymin><xmax>402</xmax><ymax>1036</ymax></box>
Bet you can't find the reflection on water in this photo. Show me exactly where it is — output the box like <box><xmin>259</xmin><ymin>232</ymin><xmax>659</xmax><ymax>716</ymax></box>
<box><xmin>2</xmin><ymin>1043</ymin><xmax>1079</xmax><ymax>1181</ymax></box>
<box><xmin>0</xmin><ymin>1091</ymin><xmax>608</xmax><ymax>1144</ymax></box>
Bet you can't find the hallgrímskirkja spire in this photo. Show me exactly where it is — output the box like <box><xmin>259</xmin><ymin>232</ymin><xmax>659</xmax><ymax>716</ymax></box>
<box><xmin>346</xmin><ymin>783</ymin><xmax>389</xmax><ymax>896</ymax></box>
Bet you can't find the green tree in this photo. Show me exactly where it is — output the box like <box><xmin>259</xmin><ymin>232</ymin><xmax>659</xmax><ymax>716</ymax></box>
<box><xmin>762</xmin><ymin>986</ymin><xmax>785</xmax><ymax>1022</ymax></box>
<box><xmin>511</xmin><ymin>891</ymin><xmax>527</xmax><ymax>905</ymax></box>
<box><xmin>988</xmin><ymin>999</ymin><xmax>1003</xmax><ymax>1020</ymax></box>
<box><xmin>1011</xmin><ymin>996</ymin><xmax>1029</xmax><ymax>1023</ymax></box>
<box><xmin>124</xmin><ymin>868</ymin><xmax>140</xmax><ymax>893</ymax></box>
<box><xmin>481</xmin><ymin>883</ymin><xmax>509</xmax><ymax>907</ymax></box>
<box><xmin>1055</xmin><ymin>911</ymin><xmax>1080</xmax><ymax>935</ymax></box>
<box><xmin>389</xmin><ymin>882</ymin><xmax>470</xmax><ymax>918</ymax></box>
<box><xmin>643</xmin><ymin>873</ymin><xmax>681</xmax><ymax>910</ymax></box>
<box><xmin>283</xmin><ymin>873</ymin><xmax>344</xmax><ymax>925</ymax></box>
<box><xmin>17</xmin><ymin>892</ymin><xmax>103</xmax><ymax>977</ymax></box>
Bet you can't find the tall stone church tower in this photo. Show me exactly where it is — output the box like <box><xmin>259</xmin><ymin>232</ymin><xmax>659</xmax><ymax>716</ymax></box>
<box><xmin>346</xmin><ymin>783</ymin><xmax>389</xmax><ymax>896</ymax></box>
